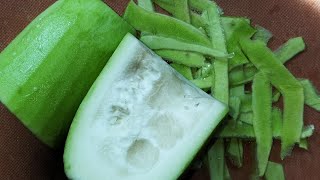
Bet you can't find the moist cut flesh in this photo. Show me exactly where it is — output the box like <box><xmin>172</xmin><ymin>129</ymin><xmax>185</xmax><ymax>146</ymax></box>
<box><xmin>64</xmin><ymin>34</ymin><xmax>228</xmax><ymax>180</ymax></box>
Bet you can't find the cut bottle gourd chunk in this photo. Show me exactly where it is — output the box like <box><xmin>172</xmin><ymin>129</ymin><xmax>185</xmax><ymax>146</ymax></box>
<box><xmin>64</xmin><ymin>34</ymin><xmax>228</xmax><ymax>180</ymax></box>
<box><xmin>0</xmin><ymin>0</ymin><xmax>134</xmax><ymax>148</ymax></box>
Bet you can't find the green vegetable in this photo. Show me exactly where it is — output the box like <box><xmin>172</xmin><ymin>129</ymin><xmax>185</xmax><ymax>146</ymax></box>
<box><xmin>240</xmin><ymin>39</ymin><xmax>304</xmax><ymax>159</ymax></box>
<box><xmin>208</xmin><ymin>139</ymin><xmax>225</xmax><ymax>180</ymax></box>
<box><xmin>0</xmin><ymin>0</ymin><xmax>134</xmax><ymax>148</ymax></box>
<box><xmin>226</xmin><ymin>138</ymin><xmax>243</xmax><ymax>168</ymax></box>
<box><xmin>265</xmin><ymin>162</ymin><xmax>285</xmax><ymax>180</ymax></box>
<box><xmin>124</xmin><ymin>1</ymin><xmax>211</xmax><ymax>46</ymax></box>
<box><xmin>299</xmin><ymin>139</ymin><xmax>308</xmax><ymax>150</ymax></box>
<box><xmin>239</xmin><ymin>112</ymin><xmax>253</xmax><ymax>125</ymax></box>
<box><xmin>64</xmin><ymin>34</ymin><xmax>228</xmax><ymax>179</ymax></box>
<box><xmin>138</xmin><ymin>0</ymin><xmax>154</xmax><ymax>11</ymax></box>
<box><xmin>252</xmin><ymin>73</ymin><xmax>273</xmax><ymax>176</ymax></box>
<box><xmin>191</xmin><ymin>76</ymin><xmax>213</xmax><ymax>89</ymax></box>
<box><xmin>170</xmin><ymin>63</ymin><xmax>194</xmax><ymax>80</ymax></box>
<box><xmin>275</xmin><ymin>37</ymin><xmax>305</xmax><ymax>64</ymax></box>
<box><xmin>229</xmin><ymin>97</ymin><xmax>241</xmax><ymax>120</ymax></box>
<box><xmin>252</xmin><ymin>25</ymin><xmax>273</xmax><ymax>44</ymax></box>
<box><xmin>140</xmin><ymin>35</ymin><xmax>230</xmax><ymax>58</ymax></box>
<box><xmin>155</xmin><ymin>50</ymin><xmax>206</xmax><ymax>67</ymax></box>
<box><xmin>300</xmin><ymin>79</ymin><xmax>320</xmax><ymax>111</ymax></box>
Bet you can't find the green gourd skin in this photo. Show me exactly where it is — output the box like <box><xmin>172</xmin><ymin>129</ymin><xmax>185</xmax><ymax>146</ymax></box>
<box><xmin>124</xmin><ymin>1</ymin><xmax>212</xmax><ymax>47</ymax></box>
<box><xmin>0</xmin><ymin>0</ymin><xmax>134</xmax><ymax>148</ymax></box>
<box><xmin>252</xmin><ymin>73</ymin><xmax>273</xmax><ymax>176</ymax></box>
<box><xmin>240</xmin><ymin>39</ymin><xmax>304</xmax><ymax>158</ymax></box>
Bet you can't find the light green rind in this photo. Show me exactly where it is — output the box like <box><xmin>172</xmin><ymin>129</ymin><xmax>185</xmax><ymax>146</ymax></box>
<box><xmin>252</xmin><ymin>73</ymin><xmax>273</xmax><ymax>176</ymax></box>
<box><xmin>0</xmin><ymin>0</ymin><xmax>134</xmax><ymax>148</ymax></box>
<box><xmin>240</xmin><ymin>39</ymin><xmax>304</xmax><ymax>159</ymax></box>
<box><xmin>124</xmin><ymin>1</ymin><xmax>211</xmax><ymax>47</ymax></box>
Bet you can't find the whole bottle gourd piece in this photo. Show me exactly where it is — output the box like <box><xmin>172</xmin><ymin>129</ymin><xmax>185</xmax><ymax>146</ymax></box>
<box><xmin>0</xmin><ymin>0</ymin><xmax>135</xmax><ymax>148</ymax></box>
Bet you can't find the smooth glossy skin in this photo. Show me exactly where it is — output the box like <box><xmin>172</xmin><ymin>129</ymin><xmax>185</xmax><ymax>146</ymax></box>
<box><xmin>0</xmin><ymin>0</ymin><xmax>134</xmax><ymax>148</ymax></box>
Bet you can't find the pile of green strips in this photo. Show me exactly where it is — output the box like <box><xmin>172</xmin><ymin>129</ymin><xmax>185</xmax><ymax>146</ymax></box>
<box><xmin>124</xmin><ymin>0</ymin><xmax>320</xmax><ymax>179</ymax></box>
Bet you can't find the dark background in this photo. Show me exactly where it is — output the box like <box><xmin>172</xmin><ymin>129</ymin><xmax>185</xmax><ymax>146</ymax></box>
<box><xmin>0</xmin><ymin>0</ymin><xmax>319</xmax><ymax>179</ymax></box>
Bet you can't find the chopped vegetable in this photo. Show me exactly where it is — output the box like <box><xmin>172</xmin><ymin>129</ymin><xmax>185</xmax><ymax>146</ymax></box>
<box><xmin>252</xmin><ymin>72</ymin><xmax>273</xmax><ymax>176</ymax></box>
<box><xmin>140</xmin><ymin>35</ymin><xmax>229</xmax><ymax>58</ymax></box>
<box><xmin>300</xmin><ymin>79</ymin><xmax>320</xmax><ymax>111</ymax></box>
<box><xmin>191</xmin><ymin>76</ymin><xmax>213</xmax><ymax>89</ymax></box>
<box><xmin>170</xmin><ymin>63</ymin><xmax>194</xmax><ymax>80</ymax></box>
<box><xmin>124</xmin><ymin>1</ymin><xmax>211</xmax><ymax>46</ymax></box>
<box><xmin>252</xmin><ymin>25</ymin><xmax>273</xmax><ymax>44</ymax></box>
<box><xmin>240</xmin><ymin>39</ymin><xmax>304</xmax><ymax>159</ymax></box>
<box><xmin>226</xmin><ymin>138</ymin><xmax>243</xmax><ymax>168</ymax></box>
<box><xmin>208</xmin><ymin>139</ymin><xmax>225</xmax><ymax>180</ymax></box>
<box><xmin>265</xmin><ymin>162</ymin><xmax>285</xmax><ymax>180</ymax></box>
<box><xmin>155</xmin><ymin>50</ymin><xmax>206</xmax><ymax>67</ymax></box>
<box><xmin>275</xmin><ymin>37</ymin><xmax>305</xmax><ymax>64</ymax></box>
<box><xmin>64</xmin><ymin>34</ymin><xmax>228</xmax><ymax>180</ymax></box>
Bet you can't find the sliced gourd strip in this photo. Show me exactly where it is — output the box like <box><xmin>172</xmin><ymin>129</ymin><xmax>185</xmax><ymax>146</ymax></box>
<box><xmin>299</xmin><ymin>79</ymin><xmax>320</xmax><ymax>111</ymax></box>
<box><xmin>274</xmin><ymin>37</ymin><xmax>305</xmax><ymax>64</ymax></box>
<box><xmin>229</xmin><ymin>97</ymin><xmax>241</xmax><ymax>120</ymax></box>
<box><xmin>194</xmin><ymin>63</ymin><xmax>213</xmax><ymax>79</ymax></box>
<box><xmin>223</xmin><ymin>18</ymin><xmax>256</xmax><ymax>70</ymax></box>
<box><xmin>224</xmin><ymin>162</ymin><xmax>231</xmax><ymax>180</ymax></box>
<box><xmin>240</xmin><ymin>39</ymin><xmax>304</xmax><ymax>159</ymax></box>
<box><xmin>217</xmin><ymin>120</ymin><xmax>255</xmax><ymax>138</ymax></box>
<box><xmin>138</xmin><ymin>0</ymin><xmax>154</xmax><ymax>11</ymax></box>
<box><xmin>272</xmin><ymin>108</ymin><xmax>282</xmax><ymax>138</ymax></box>
<box><xmin>230</xmin><ymin>85</ymin><xmax>245</xmax><ymax>97</ymax></box>
<box><xmin>138</xmin><ymin>0</ymin><xmax>154</xmax><ymax>36</ymax></box>
<box><xmin>272</xmin><ymin>90</ymin><xmax>281</xmax><ymax>102</ymax></box>
<box><xmin>299</xmin><ymin>139</ymin><xmax>308</xmax><ymax>150</ymax></box>
<box><xmin>204</xmin><ymin>3</ymin><xmax>229</xmax><ymax>104</ymax></box>
<box><xmin>140</xmin><ymin>35</ymin><xmax>230</xmax><ymax>58</ymax></box>
<box><xmin>239</xmin><ymin>94</ymin><xmax>252</xmax><ymax>113</ymax></box>
<box><xmin>238</xmin><ymin>112</ymin><xmax>253</xmax><ymax>125</ymax></box>
<box><xmin>208</xmin><ymin>139</ymin><xmax>225</xmax><ymax>180</ymax></box>
<box><xmin>155</xmin><ymin>50</ymin><xmax>206</xmax><ymax>67</ymax></box>
<box><xmin>217</xmin><ymin>122</ymin><xmax>312</xmax><ymax>140</ymax></box>
<box><xmin>252</xmin><ymin>72</ymin><xmax>273</xmax><ymax>176</ymax></box>
<box><xmin>265</xmin><ymin>162</ymin><xmax>285</xmax><ymax>180</ymax></box>
<box><xmin>124</xmin><ymin>1</ymin><xmax>211</xmax><ymax>46</ymax></box>
<box><xmin>301</xmin><ymin>125</ymin><xmax>315</xmax><ymax>138</ymax></box>
<box><xmin>229</xmin><ymin>65</ymin><xmax>257</xmax><ymax>86</ymax></box>
<box><xmin>170</xmin><ymin>63</ymin><xmax>193</xmax><ymax>80</ymax></box>
<box><xmin>204</xmin><ymin>4</ymin><xmax>229</xmax><ymax>178</ymax></box>
<box><xmin>191</xmin><ymin>76</ymin><xmax>213</xmax><ymax>89</ymax></box>
<box><xmin>190</xmin><ymin>11</ymin><xmax>208</xmax><ymax>29</ymax></box>
<box><xmin>172</xmin><ymin>0</ymin><xmax>191</xmax><ymax>23</ymax></box>
<box><xmin>231</xmin><ymin>37</ymin><xmax>305</xmax><ymax>86</ymax></box>
<box><xmin>226</xmin><ymin>138</ymin><xmax>243</xmax><ymax>168</ymax></box>
<box><xmin>252</xmin><ymin>25</ymin><xmax>273</xmax><ymax>44</ymax></box>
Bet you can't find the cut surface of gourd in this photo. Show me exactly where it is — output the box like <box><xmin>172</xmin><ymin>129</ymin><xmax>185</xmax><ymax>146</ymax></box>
<box><xmin>64</xmin><ymin>34</ymin><xmax>228</xmax><ymax>180</ymax></box>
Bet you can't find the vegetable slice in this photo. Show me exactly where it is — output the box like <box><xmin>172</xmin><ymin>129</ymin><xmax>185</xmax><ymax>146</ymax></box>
<box><xmin>124</xmin><ymin>1</ymin><xmax>211</xmax><ymax>46</ymax></box>
<box><xmin>0</xmin><ymin>0</ymin><xmax>134</xmax><ymax>148</ymax></box>
<box><xmin>275</xmin><ymin>37</ymin><xmax>305</xmax><ymax>64</ymax></box>
<box><xmin>64</xmin><ymin>34</ymin><xmax>228</xmax><ymax>180</ymax></box>
<box><xmin>208</xmin><ymin>139</ymin><xmax>225</xmax><ymax>180</ymax></box>
<box><xmin>300</xmin><ymin>79</ymin><xmax>320</xmax><ymax>111</ymax></box>
<box><xmin>240</xmin><ymin>39</ymin><xmax>304</xmax><ymax>158</ymax></box>
<box><xmin>155</xmin><ymin>50</ymin><xmax>206</xmax><ymax>67</ymax></box>
<box><xmin>140</xmin><ymin>35</ymin><xmax>229</xmax><ymax>58</ymax></box>
<box><xmin>265</xmin><ymin>162</ymin><xmax>285</xmax><ymax>180</ymax></box>
<box><xmin>252</xmin><ymin>72</ymin><xmax>273</xmax><ymax>176</ymax></box>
